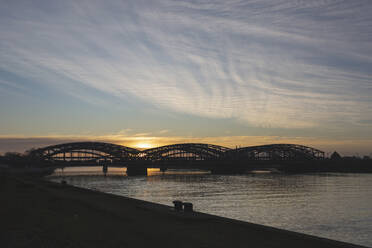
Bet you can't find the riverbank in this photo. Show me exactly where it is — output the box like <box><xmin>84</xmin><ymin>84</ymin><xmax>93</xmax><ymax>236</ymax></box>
<box><xmin>0</xmin><ymin>175</ymin><xmax>366</xmax><ymax>248</ymax></box>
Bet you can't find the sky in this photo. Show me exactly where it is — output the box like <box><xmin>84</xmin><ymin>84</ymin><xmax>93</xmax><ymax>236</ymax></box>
<box><xmin>0</xmin><ymin>0</ymin><xmax>372</xmax><ymax>156</ymax></box>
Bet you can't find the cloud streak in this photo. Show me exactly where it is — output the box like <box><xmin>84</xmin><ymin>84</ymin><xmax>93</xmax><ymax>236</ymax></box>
<box><xmin>0</xmin><ymin>0</ymin><xmax>371</xmax><ymax>131</ymax></box>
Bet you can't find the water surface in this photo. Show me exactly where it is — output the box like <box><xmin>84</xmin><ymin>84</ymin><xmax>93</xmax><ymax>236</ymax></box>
<box><xmin>49</xmin><ymin>167</ymin><xmax>372</xmax><ymax>247</ymax></box>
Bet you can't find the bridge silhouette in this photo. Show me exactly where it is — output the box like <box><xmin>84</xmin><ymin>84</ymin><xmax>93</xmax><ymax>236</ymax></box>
<box><xmin>29</xmin><ymin>142</ymin><xmax>325</xmax><ymax>175</ymax></box>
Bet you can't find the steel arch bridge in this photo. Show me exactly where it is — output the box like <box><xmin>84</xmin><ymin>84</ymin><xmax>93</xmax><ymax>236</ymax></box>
<box><xmin>142</xmin><ymin>143</ymin><xmax>230</xmax><ymax>161</ymax></box>
<box><xmin>225</xmin><ymin>144</ymin><xmax>324</xmax><ymax>160</ymax></box>
<box><xmin>28</xmin><ymin>142</ymin><xmax>324</xmax><ymax>164</ymax></box>
<box><xmin>29</xmin><ymin>142</ymin><xmax>140</xmax><ymax>163</ymax></box>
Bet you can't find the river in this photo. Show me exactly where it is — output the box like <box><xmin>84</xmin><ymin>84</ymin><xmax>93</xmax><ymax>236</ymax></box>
<box><xmin>49</xmin><ymin>167</ymin><xmax>372</xmax><ymax>247</ymax></box>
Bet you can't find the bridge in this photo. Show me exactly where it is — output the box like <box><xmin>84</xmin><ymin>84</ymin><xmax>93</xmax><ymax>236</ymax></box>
<box><xmin>29</xmin><ymin>142</ymin><xmax>325</xmax><ymax>175</ymax></box>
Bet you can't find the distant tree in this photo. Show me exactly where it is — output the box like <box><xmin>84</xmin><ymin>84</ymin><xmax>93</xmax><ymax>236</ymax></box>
<box><xmin>2</xmin><ymin>152</ymin><xmax>28</xmax><ymax>167</ymax></box>
<box><xmin>330</xmin><ymin>151</ymin><xmax>342</xmax><ymax>160</ymax></box>
<box><xmin>4</xmin><ymin>152</ymin><xmax>24</xmax><ymax>159</ymax></box>
<box><xmin>24</xmin><ymin>148</ymin><xmax>44</xmax><ymax>162</ymax></box>
<box><xmin>24</xmin><ymin>148</ymin><xmax>36</xmax><ymax>156</ymax></box>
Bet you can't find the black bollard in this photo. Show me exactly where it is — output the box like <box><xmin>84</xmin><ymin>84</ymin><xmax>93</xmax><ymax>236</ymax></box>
<box><xmin>183</xmin><ymin>202</ymin><xmax>193</xmax><ymax>212</ymax></box>
<box><xmin>173</xmin><ymin>200</ymin><xmax>183</xmax><ymax>211</ymax></box>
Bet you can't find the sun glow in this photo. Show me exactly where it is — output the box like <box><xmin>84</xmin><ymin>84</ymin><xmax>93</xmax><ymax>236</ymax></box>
<box><xmin>135</xmin><ymin>143</ymin><xmax>153</xmax><ymax>149</ymax></box>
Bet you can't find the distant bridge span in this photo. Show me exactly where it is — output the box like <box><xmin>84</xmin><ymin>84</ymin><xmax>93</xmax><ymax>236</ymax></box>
<box><xmin>143</xmin><ymin>143</ymin><xmax>231</xmax><ymax>161</ymax></box>
<box><xmin>225</xmin><ymin>144</ymin><xmax>324</xmax><ymax>161</ymax></box>
<box><xmin>29</xmin><ymin>142</ymin><xmax>139</xmax><ymax>163</ymax></box>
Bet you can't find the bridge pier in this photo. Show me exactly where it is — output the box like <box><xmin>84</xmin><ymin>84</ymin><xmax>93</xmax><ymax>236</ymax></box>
<box><xmin>102</xmin><ymin>164</ymin><xmax>108</xmax><ymax>176</ymax></box>
<box><xmin>126</xmin><ymin>166</ymin><xmax>148</xmax><ymax>176</ymax></box>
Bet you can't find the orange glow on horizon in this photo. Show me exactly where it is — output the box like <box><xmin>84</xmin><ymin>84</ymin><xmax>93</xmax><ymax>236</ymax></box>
<box><xmin>134</xmin><ymin>142</ymin><xmax>154</xmax><ymax>149</ymax></box>
<box><xmin>2</xmin><ymin>134</ymin><xmax>371</xmax><ymax>156</ymax></box>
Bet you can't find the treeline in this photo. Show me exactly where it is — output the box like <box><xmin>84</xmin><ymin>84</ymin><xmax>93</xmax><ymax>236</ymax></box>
<box><xmin>330</xmin><ymin>151</ymin><xmax>371</xmax><ymax>161</ymax></box>
<box><xmin>0</xmin><ymin>150</ymin><xmax>48</xmax><ymax>168</ymax></box>
<box><xmin>281</xmin><ymin>152</ymin><xmax>372</xmax><ymax>173</ymax></box>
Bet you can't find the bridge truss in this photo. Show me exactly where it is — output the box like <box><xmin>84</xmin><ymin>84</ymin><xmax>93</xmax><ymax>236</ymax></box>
<box><xmin>29</xmin><ymin>142</ymin><xmax>140</xmax><ymax>163</ymax></box>
<box><xmin>29</xmin><ymin>142</ymin><xmax>324</xmax><ymax>163</ymax></box>
<box><xmin>225</xmin><ymin>144</ymin><xmax>324</xmax><ymax>160</ymax></box>
<box><xmin>142</xmin><ymin>143</ymin><xmax>230</xmax><ymax>161</ymax></box>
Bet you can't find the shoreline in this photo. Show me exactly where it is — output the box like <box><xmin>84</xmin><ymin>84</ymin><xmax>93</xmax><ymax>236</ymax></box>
<box><xmin>1</xmin><ymin>174</ymin><xmax>367</xmax><ymax>248</ymax></box>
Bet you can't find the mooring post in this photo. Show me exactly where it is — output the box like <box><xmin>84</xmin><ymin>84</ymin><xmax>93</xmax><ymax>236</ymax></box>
<box><xmin>173</xmin><ymin>200</ymin><xmax>183</xmax><ymax>211</ymax></box>
<box><xmin>183</xmin><ymin>202</ymin><xmax>193</xmax><ymax>212</ymax></box>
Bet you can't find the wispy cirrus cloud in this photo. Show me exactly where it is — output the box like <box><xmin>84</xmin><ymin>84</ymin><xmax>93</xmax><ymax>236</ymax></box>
<box><xmin>0</xmin><ymin>0</ymin><xmax>371</xmax><ymax>131</ymax></box>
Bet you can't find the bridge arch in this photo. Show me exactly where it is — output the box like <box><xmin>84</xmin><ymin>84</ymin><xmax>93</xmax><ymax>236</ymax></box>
<box><xmin>142</xmin><ymin>143</ymin><xmax>231</xmax><ymax>160</ymax></box>
<box><xmin>225</xmin><ymin>144</ymin><xmax>324</xmax><ymax>160</ymax></box>
<box><xmin>29</xmin><ymin>142</ymin><xmax>140</xmax><ymax>162</ymax></box>
<box><xmin>28</xmin><ymin>142</ymin><xmax>325</xmax><ymax>165</ymax></box>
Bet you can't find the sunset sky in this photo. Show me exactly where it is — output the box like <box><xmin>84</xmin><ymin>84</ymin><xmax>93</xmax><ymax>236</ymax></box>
<box><xmin>1</xmin><ymin>0</ymin><xmax>372</xmax><ymax>156</ymax></box>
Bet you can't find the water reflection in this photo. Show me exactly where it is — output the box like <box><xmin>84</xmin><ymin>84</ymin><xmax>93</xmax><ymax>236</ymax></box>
<box><xmin>48</xmin><ymin>169</ymin><xmax>372</xmax><ymax>247</ymax></box>
<box><xmin>53</xmin><ymin>166</ymin><xmax>126</xmax><ymax>176</ymax></box>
